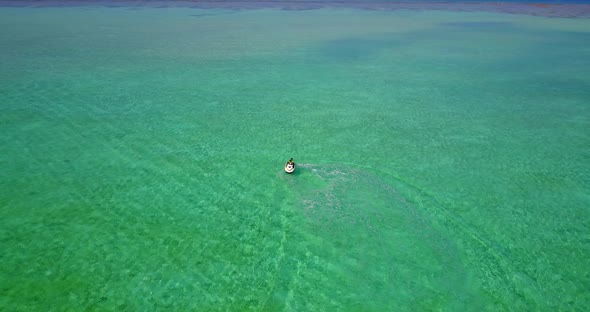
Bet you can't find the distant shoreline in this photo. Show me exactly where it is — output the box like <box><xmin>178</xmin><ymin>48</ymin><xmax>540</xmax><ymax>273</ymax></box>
<box><xmin>1</xmin><ymin>1</ymin><xmax>590</xmax><ymax>18</ymax></box>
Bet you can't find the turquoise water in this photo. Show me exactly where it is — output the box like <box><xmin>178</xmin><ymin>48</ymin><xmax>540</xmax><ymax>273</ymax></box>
<box><xmin>1</xmin><ymin>6</ymin><xmax>589</xmax><ymax>311</ymax></box>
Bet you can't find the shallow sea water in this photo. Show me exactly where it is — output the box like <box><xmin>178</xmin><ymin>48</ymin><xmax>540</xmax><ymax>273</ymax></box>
<box><xmin>1</xmin><ymin>5</ymin><xmax>589</xmax><ymax>311</ymax></box>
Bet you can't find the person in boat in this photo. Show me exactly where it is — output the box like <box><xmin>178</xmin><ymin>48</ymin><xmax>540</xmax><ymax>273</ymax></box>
<box><xmin>287</xmin><ymin>158</ymin><xmax>294</xmax><ymax>166</ymax></box>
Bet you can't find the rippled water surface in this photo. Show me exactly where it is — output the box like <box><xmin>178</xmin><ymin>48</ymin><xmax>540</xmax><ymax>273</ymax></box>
<box><xmin>1</xmin><ymin>5</ymin><xmax>589</xmax><ymax>311</ymax></box>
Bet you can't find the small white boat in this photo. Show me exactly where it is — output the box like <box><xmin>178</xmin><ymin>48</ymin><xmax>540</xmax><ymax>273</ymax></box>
<box><xmin>284</xmin><ymin>161</ymin><xmax>295</xmax><ymax>174</ymax></box>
